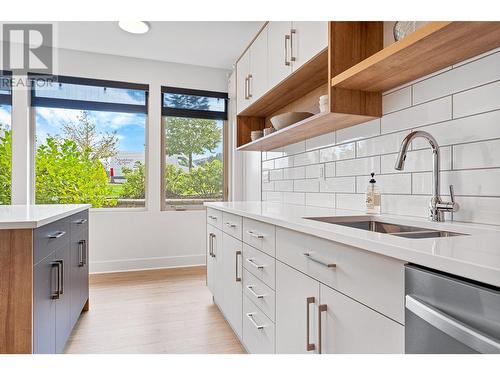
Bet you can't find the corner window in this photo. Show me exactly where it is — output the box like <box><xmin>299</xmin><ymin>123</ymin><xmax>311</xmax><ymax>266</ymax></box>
<box><xmin>0</xmin><ymin>72</ymin><xmax>12</xmax><ymax>205</ymax></box>
<box><xmin>31</xmin><ymin>76</ymin><xmax>148</xmax><ymax>208</ymax></box>
<box><xmin>161</xmin><ymin>86</ymin><xmax>228</xmax><ymax>210</ymax></box>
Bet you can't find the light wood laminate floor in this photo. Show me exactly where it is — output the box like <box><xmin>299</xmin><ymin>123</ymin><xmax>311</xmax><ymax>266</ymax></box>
<box><xmin>64</xmin><ymin>266</ymin><xmax>245</xmax><ymax>354</ymax></box>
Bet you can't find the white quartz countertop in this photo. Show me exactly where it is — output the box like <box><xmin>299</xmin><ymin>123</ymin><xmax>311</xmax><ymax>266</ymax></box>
<box><xmin>205</xmin><ymin>201</ymin><xmax>500</xmax><ymax>288</ymax></box>
<box><xmin>0</xmin><ymin>204</ymin><xmax>91</xmax><ymax>229</ymax></box>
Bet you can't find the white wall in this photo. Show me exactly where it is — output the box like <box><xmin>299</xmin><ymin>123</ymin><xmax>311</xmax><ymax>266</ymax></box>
<box><xmin>261</xmin><ymin>47</ymin><xmax>500</xmax><ymax>226</ymax></box>
<box><xmin>26</xmin><ymin>48</ymin><xmax>229</xmax><ymax>273</ymax></box>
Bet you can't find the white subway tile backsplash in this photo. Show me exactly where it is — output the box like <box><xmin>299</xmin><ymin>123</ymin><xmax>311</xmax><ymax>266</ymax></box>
<box><xmin>269</xmin><ymin>169</ymin><xmax>283</xmax><ymax>181</ymax></box>
<box><xmin>274</xmin><ymin>180</ymin><xmax>294</xmax><ymax>192</ymax></box>
<box><xmin>283</xmin><ymin>166</ymin><xmax>305</xmax><ymax>180</ymax></box>
<box><xmin>453</xmin><ymin>196</ymin><xmax>500</xmax><ymax>225</ymax></box>
<box><xmin>262</xmin><ymin>181</ymin><xmax>274</xmax><ymax>191</ymax></box>
<box><xmin>381</xmin><ymin>147</ymin><xmax>451</xmax><ymax>174</ymax></box>
<box><xmin>262</xmin><ymin>160</ymin><xmax>274</xmax><ymax>170</ymax></box>
<box><xmin>336</xmin><ymin>194</ymin><xmax>366</xmax><ymax>211</ymax></box>
<box><xmin>453</xmin><ymin>139</ymin><xmax>500</xmax><ymax>170</ymax></box>
<box><xmin>294</xmin><ymin>150</ymin><xmax>319</xmax><ymax>166</ymax></box>
<box><xmin>336</xmin><ymin>156</ymin><xmax>380</xmax><ymax>177</ymax></box>
<box><xmin>356</xmin><ymin>174</ymin><xmax>412</xmax><ymax>194</ymax></box>
<box><xmin>284</xmin><ymin>192</ymin><xmax>305</xmax><ymax>205</ymax></box>
<box><xmin>305</xmin><ymin>164</ymin><xmax>323</xmax><ymax>178</ymax></box>
<box><xmin>262</xmin><ymin>170</ymin><xmax>269</xmax><ymax>182</ymax></box>
<box><xmin>294</xmin><ymin>179</ymin><xmax>320</xmax><ymax>193</ymax></box>
<box><xmin>283</xmin><ymin>141</ymin><xmax>306</xmax><ymax>155</ymax></box>
<box><xmin>275</xmin><ymin>156</ymin><xmax>293</xmax><ymax>169</ymax></box>
<box><xmin>320</xmin><ymin>143</ymin><xmax>355</xmax><ymax>162</ymax></box>
<box><xmin>413</xmin><ymin>51</ymin><xmax>500</xmax><ymax>104</ymax></box>
<box><xmin>265</xmin><ymin>149</ymin><xmax>284</xmax><ymax>160</ymax></box>
<box><xmin>325</xmin><ymin>162</ymin><xmax>335</xmax><ymax>178</ymax></box>
<box><xmin>336</xmin><ymin>119</ymin><xmax>380</xmax><ymax>144</ymax></box>
<box><xmin>381</xmin><ymin>96</ymin><xmax>452</xmax><ymax>134</ymax></box>
<box><xmin>381</xmin><ymin>195</ymin><xmax>431</xmax><ymax>217</ymax></box>
<box><xmin>305</xmin><ymin>193</ymin><xmax>335</xmax><ymax>208</ymax></box>
<box><xmin>305</xmin><ymin>132</ymin><xmax>335</xmax><ymax>151</ymax></box>
<box><xmin>453</xmin><ymin>80</ymin><xmax>500</xmax><ymax>118</ymax></box>
<box><xmin>264</xmin><ymin>192</ymin><xmax>284</xmax><ymax>202</ymax></box>
<box><xmin>382</xmin><ymin>86</ymin><xmax>412</xmax><ymax>114</ymax></box>
<box><xmin>320</xmin><ymin>177</ymin><xmax>356</xmax><ymax>193</ymax></box>
<box><xmin>356</xmin><ymin>131</ymin><xmax>409</xmax><ymax>157</ymax></box>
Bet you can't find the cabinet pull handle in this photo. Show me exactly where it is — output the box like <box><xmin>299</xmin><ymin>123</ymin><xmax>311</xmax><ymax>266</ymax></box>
<box><xmin>51</xmin><ymin>262</ymin><xmax>61</xmax><ymax>299</ymax></box>
<box><xmin>208</xmin><ymin>233</ymin><xmax>214</xmax><ymax>257</ymax></box>
<box><xmin>235</xmin><ymin>250</ymin><xmax>242</xmax><ymax>282</ymax></box>
<box><xmin>246</xmin><ymin>312</ymin><xmax>265</xmax><ymax>330</ymax></box>
<box><xmin>318</xmin><ymin>304</ymin><xmax>327</xmax><ymax>354</ymax></box>
<box><xmin>303</xmin><ymin>252</ymin><xmax>336</xmax><ymax>268</ymax></box>
<box><xmin>211</xmin><ymin>234</ymin><xmax>217</xmax><ymax>258</ymax></box>
<box><xmin>246</xmin><ymin>284</ymin><xmax>266</xmax><ymax>299</ymax></box>
<box><xmin>48</xmin><ymin>231</ymin><xmax>66</xmax><ymax>239</ymax></box>
<box><xmin>78</xmin><ymin>240</ymin><xmax>85</xmax><ymax>267</ymax></box>
<box><xmin>225</xmin><ymin>222</ymin><xmax>237</xmax><ymax>228</ymax></box>
<box><xmin>290</xmin><ymin>28</ymin><xmax>296</xmax><ymax>62</ymax></box>
<box><xmin>306</xmin><ymin>297</ymin><xmax>316</xmax><ymax>351</ymax></box>
<box><xmin>247</xmin><ymin>74</ymin><xmax>253</xmax><ymax>98</ymax></box>
<box><xmin>74</xmin><ymin>219</ymin><xmax>87</xmax><ymax>224</ymax></box>
<box><xmin>245</xmin><ymin>257</ymin><xmax>265</xmax><ymax>270</ymax></box>
<box><xmin>246</xmin><ymin>230</ymin><xmax>264</xmax><ymax>239</ymax></box>
<box><xmin>208</xmin><ymin>215</ymin><xmax>218</xmax><ymax>220</ymax></box>
<box><xmin>244</xmin><ymin>76</ymin><xmax>249</xmax><ymax>100</ymax></box>
<box><xmin>56</xmin><ymin>260</ymin><xmax>64</xmax><ymax>295</ymax></box>
<box><xmin>284</xmin><ymin>34</ymin><xmax>291</xmax><ymax>66</ymax></box>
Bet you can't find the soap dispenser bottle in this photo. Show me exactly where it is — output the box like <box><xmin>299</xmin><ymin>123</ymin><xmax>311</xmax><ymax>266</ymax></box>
<box><xmin>365</xmin><ymin>172</ymin><xmax>381</xmax><ymax>214</ymax></box>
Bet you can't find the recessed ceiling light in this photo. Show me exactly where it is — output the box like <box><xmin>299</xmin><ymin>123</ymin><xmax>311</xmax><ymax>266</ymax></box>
<box><xmin>118</xmin><ymin>21</ymin><xmax>150</xmax><ymax>34</ymax></box>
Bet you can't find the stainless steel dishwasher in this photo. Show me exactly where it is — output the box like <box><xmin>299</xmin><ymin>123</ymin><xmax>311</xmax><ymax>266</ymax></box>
<box><xmin>405</xmin><ymin>264</ymin><xmax>500</xmax><ymax>354</ymax></box>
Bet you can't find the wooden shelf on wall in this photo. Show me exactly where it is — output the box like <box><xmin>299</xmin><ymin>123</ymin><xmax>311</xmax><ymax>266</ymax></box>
<box><xmin>331</xmin><ymin>22</ymin><xmax>500</xmax><ymax>92</ymax></box>
<box><xmin>236</xmin><ymin>111</ymin><xmax>377</xmax><ymax>151</ymax></box>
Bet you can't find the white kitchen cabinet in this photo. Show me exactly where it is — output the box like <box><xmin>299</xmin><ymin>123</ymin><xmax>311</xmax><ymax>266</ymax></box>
<box><xmin>236</xmin><ymin>48</ymin><xmax>251</xmax><ymax>114</ymax></box>
<box><xmin>207</xmin><ymin>225</ymin><xmax>223</xmax><ymax>305</ymax></box>
<box><xmin>267</xmin><ymin>21</ymin><xmax>293</xmax><ymax>89</ymax></box>
<box><xmin>248</xmin><ymin>26</ymin><xmax>268</xmax><ymax>104</ymax></box>
<box><xmin>242</xmin><ymin>295</ymin><xmax>275</xmax><ymax>354</ymax></box>
<box><xmin>290</xmin><ymin>22</ymin><xmax>328</xmax><ymax>71</ymax></box>
<box><xmin>275</xmin><ymin>261</ymin><xmax>320</xmax><ymax>354</ymax></box>
<box><xmin>221</xmin><ymin>233</ymin><xmax>243</xmax><ymax>339</ymax></box>
<box><xmin>319</xmin><ymin>284</ymin><xmax>404</xmax><ymax>354</ymax></box>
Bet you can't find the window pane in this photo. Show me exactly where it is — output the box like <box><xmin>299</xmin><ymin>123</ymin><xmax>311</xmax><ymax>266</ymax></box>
<box><xmin>163</xmin><ymin>116</ymin><xmax>223</xmax><ymax>208</ymax></box>
<box><xmin>163</xmin><ymin>93</ymin><xmax>225</xmax><ymax>112</ymax></box>
<box><xmin>35</xmin><ymin>108</ymin><xmax>146</xmax><ymax>208</ymax></box>
<box><xmin>0</xmin><ymin>104</ymin><xmax>12</xmax><ymax>205</ymax></box>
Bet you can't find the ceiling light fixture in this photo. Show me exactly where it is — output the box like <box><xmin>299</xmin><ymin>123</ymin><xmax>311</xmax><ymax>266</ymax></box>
<box><xmin>118</xmin><ymin>21</ymin><xmax>150</xmax><ymax>34</ymax></box>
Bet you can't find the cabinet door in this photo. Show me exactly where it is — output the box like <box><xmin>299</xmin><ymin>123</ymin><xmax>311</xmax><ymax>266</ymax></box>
<box><xmin>236</xmin><ymin>48</ymin><xmax>250</xmax><ymax>114</ymax></box>
<box><xmin>207</xmin><ymin>225</ymin><xmax>224</xmax><ymax>305</ymax></box>
<box><xmin>221</xmin><ymin>233</ymin><xmax>243</xmax><ymax>338</ymax></box>
<box><xmin>33</xmin><ymin>253</ymin><xmax>56</xmax><ymax>354</ymax></box>
<box><xmin>55</xmin><ymin>245</ymin><xmax>72</xmax><ymax>353</ymax></box>
<box><xmin>267</xmin><ymin>21</ymin><xmax>293</xmax><ymax>89</ymax></box>
<box><xmin>291</xmin><ymin>21</ymin><xmax>328</xmax><ymax>71</ymax></box>
<box><xmin>275</xmin><ymin>261</ymin><xmax>320</xmax><ymax>354</ymax></box>
<box><xmin>319</xmin><ymin>284</ymin><xmax>404</xmax><ymax>354</ymax></box>
<box><xmin>248</xmin><ymin>25</ymin><xmax>268</xmax><ymax>103</ymax></box>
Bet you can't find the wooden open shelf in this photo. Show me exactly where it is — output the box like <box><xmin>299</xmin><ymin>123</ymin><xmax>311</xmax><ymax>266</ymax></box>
<box><xmin>331</xmin><ymin>22</ymin><xmax>500</xmax><ymax>92</ymax></box>
<box><xmin>236</xmin><ymin>111</ymin><xmax>377</xmax><ymax>151</ymax></box>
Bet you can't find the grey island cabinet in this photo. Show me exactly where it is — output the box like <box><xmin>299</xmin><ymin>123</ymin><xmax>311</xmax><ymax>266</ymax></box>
<box><xmin>0</xmin><ymin>205</ymin><xmax>90</xmax><ymax>354</ymax></box>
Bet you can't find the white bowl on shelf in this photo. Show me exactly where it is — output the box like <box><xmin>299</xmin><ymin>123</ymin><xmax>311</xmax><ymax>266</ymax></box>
<box><xmin>270</xmin><ymin>112</ymin><xmax>314</xmax><ymax>131</ymax></box>
<box><xmin>263</xmin><ymin>127</ymin><xmax>275</xmax><ymax>136</ymax></box>
<box><xmin>250</xmin><ymin>130</ymin><xmax>263</xmax><ymax>141</ymax></box>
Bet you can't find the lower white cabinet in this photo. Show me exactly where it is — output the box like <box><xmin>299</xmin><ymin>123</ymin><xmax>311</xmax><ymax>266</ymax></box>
<box><xmin>221</xmin><ymin>233</ymin><xmax>243</xmax><ymax>339</ymax></box>
<box><xmin>207</xmin><ymin>224</ymin><xmax>223</xmax><ymax>305</ymax></box>
<box><xmin>243</xmin><ymin>295</ymin><xmax>275</xmax><ymax>354</ymax></box>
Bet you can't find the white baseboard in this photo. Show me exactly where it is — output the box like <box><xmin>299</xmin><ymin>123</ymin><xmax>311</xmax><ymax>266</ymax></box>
<box><xmin>89</xmin><ymin>254</ymin><xmax>206</xmax><ymax>274</ymax></box>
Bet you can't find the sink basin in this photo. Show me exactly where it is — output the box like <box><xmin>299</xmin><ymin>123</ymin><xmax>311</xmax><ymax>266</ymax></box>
<box><xmin>304</xmin><ymin>217</ymin><xmax>466</xmax><ymax>239</ymax></box>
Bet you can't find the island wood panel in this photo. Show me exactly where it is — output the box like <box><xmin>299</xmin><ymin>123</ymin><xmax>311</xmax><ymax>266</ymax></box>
<box><xmin>331</xmin><ymin>21</ymin><xmax>500</xmax><ymax>92</ymax></box>
<box><xmin>0</xmin><ymin>229</ymin><xmax>33</xmax><ymax>354</ymax></box>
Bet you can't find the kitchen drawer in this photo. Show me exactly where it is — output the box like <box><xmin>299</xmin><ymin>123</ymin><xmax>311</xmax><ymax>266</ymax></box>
<box><xmin>206</xmin><ymin>208</ymin><xmax>223</xmax><ymax>229</ymax></box>
<box><xmin>242</xmin><ymin>218</ymin><xmax>276</xmax><ymax>257</ymax></box>
<box><xmin>243</xmin><ymin>268</ymin><xmax>276</xmax><ymax>322</ymax></box>
<box><xmin>243</xmin><ymin>243</ymin><xmax>276</xmax><ymax>290</ymax></box>
<box><xmin>242</xmin><ymin>295</ymin><xmax>275</xmax><ymax>354</ymax></box>
<box><xmin>33</xmin><ymin>217</ymin><xmax>70</xmax><ymax>265</ymax></box>
<box><xmin>69</xmin><ymin>210</ymin><xmax>88</xmax><ymax>235</ymax></box>
<box><xmin>276</xmin><ymin>227</ymin><xmax>405</xmax><ymax>324</ymax></box>
<box><xmin>222</xmin><ymin>212</ymin><xmax>243</xmax><ymax>240</ymax></box>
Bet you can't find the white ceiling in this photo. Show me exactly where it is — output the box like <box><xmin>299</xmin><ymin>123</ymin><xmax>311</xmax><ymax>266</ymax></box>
<box><xmin>52</xmin><ymin>21</ymin><xmax>264</xmax><ymax>70</ymax></box>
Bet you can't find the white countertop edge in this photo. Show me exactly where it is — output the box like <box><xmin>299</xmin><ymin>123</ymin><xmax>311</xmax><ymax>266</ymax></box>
<box><xmin>205</xmin><ymin>202</ymin><xmax>500</xmax><ymax>288</ymax></box>
<box><xmin>0</xmin><ymin>204</ymin><xmax>91</xmax><ymax>229</ymax></box>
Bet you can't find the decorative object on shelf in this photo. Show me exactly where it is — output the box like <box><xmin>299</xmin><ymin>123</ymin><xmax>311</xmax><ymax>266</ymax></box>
<box><xmin>270</xmin><ymin>112</ymin><xmax>314</xmax><ymax>131</ymax></box>
<box><xmin>263</xmin><ymin>127</ymin><xmax>276</xmax><ymax>136</ymax></box>
<box><xmin>319</xmin><ymin>95</ymin><xmax>329</xmax><ymax>113</ymax></box>
<box><xmin>393</xmin><ymin>21</ymin><xmax>417</xmax><ymax>42</ymax></box>
<box><xmin>250</xmin><ymin>130</ymin><xmax>264</xmax><ymax>141</ymax></box>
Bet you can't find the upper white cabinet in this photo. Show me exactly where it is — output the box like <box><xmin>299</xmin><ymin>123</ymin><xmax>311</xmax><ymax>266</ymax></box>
<box><xmin>291</xmin><ymin>21</ymin><xmax>328</xmax><ymax>71</ymax></box>
<box><xmin>267</xmin><ymin>21</ymin><xmax>293</xmax><ymax>90</ymax></box>
<box><xmin>236</xmin><ymin>48</ymin><xmax>251</xmax><ymax>114</ymax></box>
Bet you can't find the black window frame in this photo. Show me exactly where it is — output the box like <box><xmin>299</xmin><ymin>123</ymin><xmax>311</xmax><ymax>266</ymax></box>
<box><xmin>0</xmin><ymin>71</ymin><xmax>12</xmax><ymax>106</ymax></box>
<box><xmin>161</xmin><ymin>86</ymin><xmax>228</xmax><ymax>120</ymax></box>
<box><xmin>30</xmin><ymin>74</ymin><xmax>149</xmax><ymax>114</ymax></box>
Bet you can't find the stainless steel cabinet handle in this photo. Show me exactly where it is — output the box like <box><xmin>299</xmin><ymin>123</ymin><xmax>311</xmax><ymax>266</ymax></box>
<box><xmin>208</xmin><ymin>215</ymin><xmax>218</xmax><ymax>220</ymax></box>
<box><xmin>318</xmin><ymin>304</ymin><xmax>327</xmax><ymax>354</ymax></box>
<box><xmin>284</xmin><ymin>34</ymin><xmax>291</xmax><ymax>66</ymax></box>
<box><xmin>74</xmin><ymin>219</ymin><xmax>87</xmax><ymax>224</ymax></box>
<box><xmin>290</xmin><ymin>28</ymin><xmax>296</xmax><ymax>62</ymax></box>
<box><xmin>235</xmin><ymin>250</ymin><xmax>242</xmax><ymax>282</ymax></box>
<box><xmin>246</xmin><ymin>230</ymin><xmax>264</xmax><ymax>239</ymax></box>
<box><xmin>78</xmin><ymin>240</ymin><xmax>85</xmax><ymax>267</ymax></box>
<box><xmin>48</xmin><ymin>231</ymin><xmax>66</xmax><ymax>239</ymax></box>
<box><xmin>246</xmin><ymin>284</ymin><xmax>266</xmax><ymax>299</ymax></box>
<box><xmin>56</xmin><ymin>260</ymin><xmax>64</xmax><ymax>295</ymax></box>
<box><xmin>244</xmin><ymin>76</ymin><xmax>249</xmax><ymax>100</ymax></box>
<box><xmin>247</xmin><ymin>74</ymin><xmax>253</xmax><ymax>98</ymax></box>
<box><xmin>225</xmin><ymin>222</ymin><xmax>237</xmax><ymax>228</ymax></box>
<box><xmin>246</xmin><ymin>312</ymin><xmax>265</xmax><ymax>330</ymax></box>
<box><xmin>208</xmin><ymin>233</ymin><xmax>214</xmax><ymax>257</ymax></box>
<box><xmin>51</xmin><ymin>262</ymin><xmax>61</xmax><ymax>300</ymax></box>
<box><xmin>245</xmin><ymin>258</ymin><xmax>265</xmax><ymax>270</ymax></box>
<box><xmin>303</xmin><ymin>252</ymin><xmax>336</xmax><ymax>268</ymax></box>
<box><xmin>306</xmin><ymin>297</ymin><xmax>316</xmax><ymax>351</ymax></box>
<box><xmin>211</xmin><ymin>234</ymin><xmax>217</xmax><ymax>258</ymax></box>
<box><xmin>406</xmin><ymin>295</ymin><xmax>500</xmax><ymax>354</ymax></box>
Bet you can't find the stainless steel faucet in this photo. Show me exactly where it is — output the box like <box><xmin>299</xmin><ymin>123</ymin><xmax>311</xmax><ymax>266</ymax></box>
<box><xmin>395</xmin><ymin>130</ymin><xmax>459</xmax><ymax>222</ymax></box>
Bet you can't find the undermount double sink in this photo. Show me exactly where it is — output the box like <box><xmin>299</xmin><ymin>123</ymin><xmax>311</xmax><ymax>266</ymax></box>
<box><xmin>304</xmin><ymin>216</ymin><xmax>466</xmax><ymax>239</ymax></box>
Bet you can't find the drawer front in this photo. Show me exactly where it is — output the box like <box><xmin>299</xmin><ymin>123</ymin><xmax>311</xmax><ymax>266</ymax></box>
<box><xmin>243</xmin><ymin>295</ymin><xmax>275</xmax><ymax>354</ymax></box>
<box><xmin>276</xmin><ymin>227</ymin><xmax>405</xmax><ymax>324</ymax></box>
<box><xmin>222</xmin><ymin>212</ymin><xmax>243</xmax><ymax>240</ymax></box>
<box><xmin>243</xmin><ymin>268</ymin><xmax>276</xmax><ymax>322</ymax></box>
<box><xmin>242</xmin><ymin>218</ymin><xmax>276</xmax><ymax>257</ymax></box>
<box><xmin>206</xmin><ymin>208</ymin><xmax>223</xmax><ymax>229</ymax></box>
<box><xmin>69</xmin><ymin>210</ymin><xmax>89</xmax><ymax>236</ymax></box>
<box><xmin>243</xmin><ymin>243</ymin><xmax>276</xmax><ymax>290</ymax></box>
<box><xmin>34</xmin><ymin>217</ymin><xmax>70</xmax><ymax>265</ymax></box>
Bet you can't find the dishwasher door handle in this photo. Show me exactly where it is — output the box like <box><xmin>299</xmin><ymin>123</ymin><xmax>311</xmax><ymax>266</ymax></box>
<box><xmin>405</xmin><ymin>295</ymin><xmax>500</xmax><ymax>354</ymax></box>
